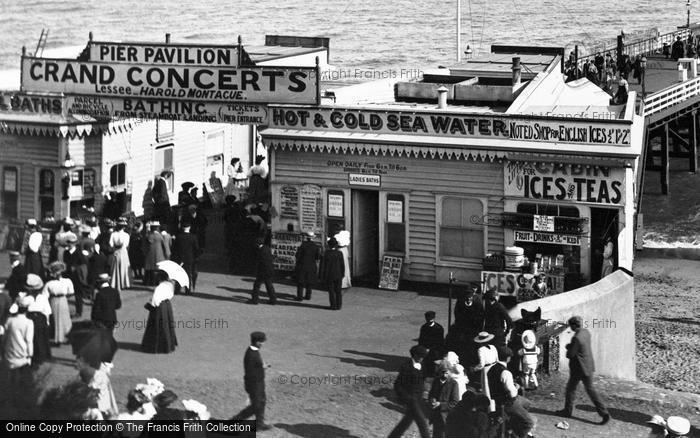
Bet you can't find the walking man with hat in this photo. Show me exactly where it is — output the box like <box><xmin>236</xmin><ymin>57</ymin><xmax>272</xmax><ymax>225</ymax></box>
<box><xmin>388</xmin><ymin>345</ymin><xmax>431</xmax><ymax>438</ymax></box>
<box><xmin>320</xmin><ymin>237</ymin><xmax>345</xmax><ymax>310</ymax></box>
<box><xmin>172</xmin><ymin>220</ymin><xmax>200</xmax><ymax>293</ymax></box>
<box><xmin>232</xmin><ymin>331</ymin><xmax>272</xmax><ymax>430</ymax></box>
<box><xmin>483</xmin><ymin>291</ymin><xmax>512</xmax><ymax>347</ymax></box>
<box><xmin>63</xmin><ymin>233</ymin><xmax>88</xmax><ymax>318</ymax></box>
<box><xmin>295</xmin><ymin>231</ymin><xmax>320</xmax><ymax>301</ymax></box>
<box><xmin>250</xmin><ymin>238</ymin><xmax>277</xmax><ymax>305</ymax></box>
<box><xmin>556</xmin><ymin>315</ymin><xmax>610</xmax><ymax>425</ymax></box>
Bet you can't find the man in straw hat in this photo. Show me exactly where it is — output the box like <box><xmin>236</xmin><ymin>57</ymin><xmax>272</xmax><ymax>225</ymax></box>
<box><xmin>473</xmin><ymin>331</ymin><xmax>498</xmax><ymax>374</ymax></box>
<box><xmin>666</xmin><ymin>416</ymin><xmax>691</xmax><ymax>437</ymax></box>
<box><xmin>294</xmin><ymin>230</ymin><xmax>320</xmax><ymax>301</ymax></box>
<box><xmin>232</xmin><ymin>331</ymin><xmax>272</xmax><ymax>430</ymax></box>
<box><xmin>388</xmin><ymin>345</ymin><xmax>430</xmax><ymax>438</ymax></box>
<box><xmin>2</xmin><ymin>294</ymin><xmax>34</xmax><ymax>392</ymax></box>
<box><xmin>5</xmin><ymin>251</ymin><xmax>26</xmax><ymax>301</ymax></box>
<box><xmin>556</xmin><ymin>315</ymin><xmax>610</xmax><ymax>425</ymax></box>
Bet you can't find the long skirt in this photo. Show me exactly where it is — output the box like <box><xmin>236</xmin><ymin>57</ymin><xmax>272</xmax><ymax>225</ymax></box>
<box><xmin>27</xmin><ymin>312</ymin><xmax>52</xmax><ymax>365</ymax></box>
<box><xmin>110</xmin><ymin>248</ymin><xmax>131</xmax><ymax>291</ymax></box>
<box><xmin>25</xmin><ymin>251</ymin><xmax>44</xmax><ymax>278</ymax></box>
<box><xmin>49</xmin><ymin>295</ymin><xmax>72</xmax><ymax>343</ymax></box>
<box><xmin>339</xmin><ymin>246</ymin><xmax>352</xmax><ymax>289</ymax></box>
<box><xmin>141</xmin><ymin>300</ymin><xmax>178</xmax><ymax>354</ymax></box>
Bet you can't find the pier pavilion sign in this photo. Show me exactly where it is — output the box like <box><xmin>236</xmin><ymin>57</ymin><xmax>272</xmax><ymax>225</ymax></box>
<box><xmin>269</xmin><ymin>107</ymin><xmax>632</xmax><ymax>146</ymax></box>
<box><xmin>21</xmin><ymin>56</ymin><xmax>319</xmax><ymax>105</ymax></box>
<box><xmin>88</xmin><ymin>41</ymin><xmax>242</xmax><ymax>66</ymax></box>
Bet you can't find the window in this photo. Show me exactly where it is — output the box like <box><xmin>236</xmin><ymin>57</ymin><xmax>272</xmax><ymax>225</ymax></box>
<box><xmin>155</xmin><ymin>145</ymin><xmax>174</xmax><ymax>191</ymax></box>
<box><xmin>1</xmin><ymin>166</ymin><xmax>18</xmax><ymax>218</ymax></box>
<box><xmin>39</xmin><ymin>169</ymin><xmax>55</xmax><ymax>220</ymax></box>
<box><xmin>110</xmin><ymin>163</ymin><xmax>126</xmax><ymax>187</ymax></box>
<box><xmin>386</xmin><ymin>194</ymin><xmax>406</xmax><ymax>253</ymax></box>
<box><xmin>440</xmin><ymin>197</ymin><xmax>484</xmax><ymax>259</ymax></box>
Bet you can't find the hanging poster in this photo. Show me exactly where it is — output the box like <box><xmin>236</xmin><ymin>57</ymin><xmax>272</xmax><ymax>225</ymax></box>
<box><xmin>280</xmin><ymin>185</ymin><xmax>300</xmax><ymax>219</ymax></box>
<box><xmin>387</xmin><ymin>199</ymin><xmax>403</xmax><ymax>223</ymax></box>
<box><xmin>378</xmin><ymin>255</ymin><xmax>403</xmax><ymax>290</ymax></box>
<box><xmin>271</xmin><ymin>231</ymin><xmax>303</xmax><ymax>271</ymax></box>
<box><xmin>328</xmin><ymin>193</ymin><xmax>344</xmax><ymax>217</ymax></box>
<box><xmin>300</xmin><ymin>184</ymin><xmax>323</xmax><ymax>235</ymax></box>
<box><xmin>533</xmin><ymin>215</ymin><xmax>555</xmax><ymax>232</ymax></box>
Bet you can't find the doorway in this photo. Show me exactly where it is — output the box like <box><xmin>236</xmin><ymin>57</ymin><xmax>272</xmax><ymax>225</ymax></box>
<box><xmin>351</xmin><ymin>190</ymin><xmax>379</xmax><ymax>282</ymax></box>
<box><xmin>590</xmin><ymin>207</ymin><xmax>619</xmax><ymax>282</ymax></box>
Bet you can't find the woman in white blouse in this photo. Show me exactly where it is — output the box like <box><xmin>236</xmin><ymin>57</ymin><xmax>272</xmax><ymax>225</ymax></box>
<box><xmin>44</xmin><ymin>261</ymin><xmax>74</xmax><ymax>344</ymax></box>
<box><xmin>110</xmin><ymin>218</ymin><xmax>131</xmax><ymax>292</ymax></box>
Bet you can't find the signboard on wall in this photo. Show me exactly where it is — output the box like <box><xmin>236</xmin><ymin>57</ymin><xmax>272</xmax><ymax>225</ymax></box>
<box><xmin>270</xmin><ymin>107</ymin><xmax>632</xmax><ymax>146</ymax></box>
<box><xmin>482</xmin><ymin>270</ymin><xmax>537</xmax><ymax>298</ymax></box>
<box><xmin>88</xmin><ymin>41</ymin><xmax>240</xmax><ymax>66</ymax></box>
<box><xmin>504</xmin><ymin>161</ymin><xmax>625</xmax><ymax>206</ymax></box>
<box><xmin>280</xmin><ymin>185</ymin><xmax>300</xmax><ymax>218</ymax></box>
<box><xmin>300</xmin><ymin>184</ymin><xmax>323</xmax><ymax>235</ymax></box>
<box><xmin>271</xmin><ymin>231</ymin><xmax>303</xmax><ymax>271</ymax></box>
<box><xmin>328</xmin><ymin>193</ymin><xmax>343</xmax><ymax>217</ymax></box>
<box><xmin>387</xmin><ymin>199</ymin><xmax>403</xmax><ymax>223</ymax></box>
<box><xmin>348</xmin><ymin>173</ymin><xmax>380</xmax><ymax>187</ymax></box>
<box><xmin>514</xmin><ymin>230</ymin><xmax>581</xmax><ymax>246</ymax></box>
<box><xmin>378</xmin><ymin>255</ymin><xmax>403</xmax><ymax>290</ymax></box>
<box><xmin>533</xmin><ymin>215</ymin><xmax>555</xmax><ymax>232</ymax></box>
<box><xmin>21</xmin><ymin>56</ymin><xmax>319</xmax><ymax>104</ymax></box>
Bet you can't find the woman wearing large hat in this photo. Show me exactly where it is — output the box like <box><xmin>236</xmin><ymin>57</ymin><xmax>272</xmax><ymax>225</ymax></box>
<box><xmin>24</xmin><ymin>274</ymin><xmax>52</xmax><ymax>366</ymax></box>
<box><xmin>44</xmin><ymin>261</ymin><xmax>74</xmax><ymax>344</ymax></box>
<box><xmin>109</xmin><ymin>218</ymin><xmax>131</xmax><ymax>292</ymax></box>
<box><xmin>473</xmin><ymin>332</ymin><xmax>498</xmax><ymax>372</ymax></box>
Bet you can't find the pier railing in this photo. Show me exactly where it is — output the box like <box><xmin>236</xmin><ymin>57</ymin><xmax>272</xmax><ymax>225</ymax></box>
<box><xmin>578</xmin><ymin>28</ymin><xmax>691</xmax><ymax>65</ymax></box>
<box><xmin>643</xmin><ymin>74</ymin><xmax>700</xmax><ymax>117</ymax></box>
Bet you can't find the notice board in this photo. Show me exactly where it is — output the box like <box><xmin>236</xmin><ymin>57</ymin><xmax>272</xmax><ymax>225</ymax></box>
<box><xmin>378</xmin><ymin>255</ymin><xmax>403</xmax><ymax>290</ymax></box>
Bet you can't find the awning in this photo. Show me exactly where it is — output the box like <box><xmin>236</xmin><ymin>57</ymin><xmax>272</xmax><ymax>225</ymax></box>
<box><xmin>0</xmin><ymin>118</ymin><xmax>137</xmax><ymax>138</ymax></box>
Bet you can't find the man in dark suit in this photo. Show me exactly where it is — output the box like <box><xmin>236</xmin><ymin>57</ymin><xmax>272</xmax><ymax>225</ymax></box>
<box><xmin>88</xmin><ymin>243</ymin><xmax>110</xmax><ymax>300</ymax></box>
<box><xmin>389</xmin><ymin>345</ymin><xmax>430</xmax><ymax>438</ymax></box>
<box><xmin>250</xmin><ymin>238</ymin><xmax>276</xmax><ymax>305</ymax></box>
<box><xmin>172</xmin><ymin>220</ymin><xmax>200</xmax><ymax>293</ymax></box>
<box><xmin>232</xmin><ymin>331</ymin><xmax>271</xmax><ymax>430</ymax></box>
<box><xmin>557</xmin><ymin>315</ymin><xmax>610</xmax><ymax>425</ymax></box>
<box><xmin>63</xmin><ymin>234</ymin><xmax>88</xmax><ymax>317</ymax></box>
<box><xmin>418</xmin><ymin>311</ymin><xmax>444</xmax><ymax>378</ymax></box>
<box><xmin>91</xmin><ymin>273</ymin><xmax>122</xmax><ymax>330</ymax></box>
<box><xmin>5</xmin><ymin>251</ymin><xmax>26</xmax><ymax>301</ymax></box>
<box><xmin>320</xmin><ymin>237</ymin><xmax>345</xmax><ymax>310</ymax></box>
<box><xmin>483</xmin><ymin>291</ymin><xmax>513</xmax><ymax>347</ymax></box>
<box><xmin>295</xmin><ymin>231</ymin><xmax>320</xmax><ymax>301</ymax></box>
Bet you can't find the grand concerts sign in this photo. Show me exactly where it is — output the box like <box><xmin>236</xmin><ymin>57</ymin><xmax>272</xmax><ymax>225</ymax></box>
<box><xmin>21</xmin><ymin>56</ymin><xmax>319</xmax><ymax>105</ymax></box>
<box><xmin>269</xmin><ymin>107</ymin><xmax>632</xmax><ymax>146</ymax></box>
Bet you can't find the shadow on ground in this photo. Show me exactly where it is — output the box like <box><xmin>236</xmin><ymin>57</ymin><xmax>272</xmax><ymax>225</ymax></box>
<box><xmin>274</xmin><ymin>423</ymin><xmax>361</xmax><ymax>438</ymax></box>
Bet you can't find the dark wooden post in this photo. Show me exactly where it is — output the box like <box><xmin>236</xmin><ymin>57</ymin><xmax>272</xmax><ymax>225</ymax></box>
<box><xmin>662</xmin><ymin>123</ymin><xmax>670</xmax><ymax>194</ymax></box>
<box><xmin>691</xmin><ymin>110</ymin><xmax>698</xmax><ymax>173</ymax></box>
<box><xmin>617</xmin><ymin>34</ymin><xmax>625</xmax><ymax>72</ymax></box>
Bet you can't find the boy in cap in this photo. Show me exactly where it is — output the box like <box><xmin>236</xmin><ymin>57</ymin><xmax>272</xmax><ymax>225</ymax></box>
<box><xmin>388</xmin><ymin>345</ymin><xmax>430</xmax><ymax>438</ymax></box>
<box><xmin>429</xmin><ymin>359</ymin><xmax>461</xmax><ymax>438</ymax></box>
<box><xmin>418</xmin><ymin>311</ymin><xmax>444</xmax><ymax>378</ymax></box>
<box><xmin>232</xmin><ymin>331</ymin><xmax>272</xmax><ymax>430</ymax></box>
<box><xmin>294</xmin><ymin>230</ymin><xmax>320</xmax><ymax>301</ymax></box>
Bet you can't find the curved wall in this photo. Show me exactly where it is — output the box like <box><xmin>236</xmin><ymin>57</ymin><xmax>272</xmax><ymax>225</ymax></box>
<box><xmin>509</xmin><ymin>270</ymin><xmax>636</xmax><ymax>380</ymax></box>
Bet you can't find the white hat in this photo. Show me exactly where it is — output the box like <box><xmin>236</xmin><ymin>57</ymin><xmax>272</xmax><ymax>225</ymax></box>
<box><xmin>18</xmin><ymin>294</ymin><xmax>35</xmax><ymax>309</ymax></box>
<box><xmin>666</xmin><ymin>416</ymin><xmax>690</xmax><ymax>435</ymax></box>
<box><xmin>474</xmin><ymin>332</ymin><xmax>495</xmax><ymax>343</ymax></box>
<box><xmin>445</xmin><ymin>351</ymin><xmax>460</xmax><ymax>367</ymax></box>
<box><xmin>646</xmin><ymin>415</ymin><xmax>666</xmax><ymax>427</ymax></box>
<box><xmin>522</xmin><ymin>330</ymin><xmax>537</xmax><ymax>349</ymax></box>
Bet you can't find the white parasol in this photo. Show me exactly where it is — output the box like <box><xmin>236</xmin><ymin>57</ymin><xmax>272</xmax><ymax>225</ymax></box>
<box><xmin>156</xmin><ymin>260</ymin><xmax>189</xmax><ymax>289</ymax></box>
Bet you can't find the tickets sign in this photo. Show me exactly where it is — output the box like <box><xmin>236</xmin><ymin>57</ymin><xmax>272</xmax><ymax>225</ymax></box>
<box><xmin>504</xmin><ymin>161</ymin><xmax>625</xmax><ymax>205</ymax></box>
<box><xmin>269</xmin><ymin>107</ymin><xmax>632</xmax><ymax>146</ymax></box>
<box><xmin>21</xmin><ymin>57</ymin><xmax>319</xmax><ymax>104</ymax></box>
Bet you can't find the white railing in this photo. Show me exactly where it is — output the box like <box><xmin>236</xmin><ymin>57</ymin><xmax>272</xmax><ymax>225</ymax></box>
<box><xmin>643</xmin><ymin>75</ymin><xmax>700</xmax><ymax>117</ymax></box>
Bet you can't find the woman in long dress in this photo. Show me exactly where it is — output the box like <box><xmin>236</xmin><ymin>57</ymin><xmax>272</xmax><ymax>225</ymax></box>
<box><xmin>334</xmin><ymin>230</ymin><xmax>352</xmax><ymax>289</ymax></box>
<box><xmin>128</xmin><ymin>221</ymin><xmax>145</xmax><ymax>280</ymax></box>
<box><xmin>44</xmin><ymin>261</ymin><xmax>74</xmax><ymax>344</ymax></box>
<box><xmin>110</xmin><ymin>218</ymin><xmax>131</xmax><ymax>292</ymax></box>
<box><xmin>141</xmin><ymin>277</ymin><xmax>178</xmax><ymax>354</ymax></box>
<box><xmin>77</xmin><ymin>357</ymin><xmax>119</xmax><ymax>419</ymax></box>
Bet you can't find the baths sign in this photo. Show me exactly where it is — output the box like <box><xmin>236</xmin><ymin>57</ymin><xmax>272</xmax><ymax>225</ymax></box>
<box><xmin>504</xmin><ymin>161</ymin><xmax>625</xmax><ymax>206</ymax></box>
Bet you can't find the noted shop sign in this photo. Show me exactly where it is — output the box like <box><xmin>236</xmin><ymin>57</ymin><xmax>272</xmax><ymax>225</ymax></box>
<box><xmin>270</xmin><ymin>107</ymin><xmax>632</xmax><ymax>146</ymax></box>
<box><xmin>505</xmin><ymin>161</ymin><xmax>625</xmax><ymax>205</ymax></box>
<box><xmin>21</xmin><ymin>56</ymin><xmax>318</xmax><ymax>105</ymax></box>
